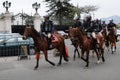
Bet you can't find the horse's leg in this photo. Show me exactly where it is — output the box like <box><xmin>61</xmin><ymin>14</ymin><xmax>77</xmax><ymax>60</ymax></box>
<box><xmin>34</xmin><ymin>51</ymin><xmax>40</xmax><ymax>69</ymax></box>
<box><xmin>43</xmin><ymin>50</ymin><xmax>55</xmax><ymax>66</ymax></box>
<box><xmin>63</xmin><ymin>43</ymin><xmax>69</xmax><ymax>62</ymax></box>
<box><xmin>101</xmin><ymin>48</ymin><xmax>105</xmax><ymax>62</ymax></box>
<box><xmin>73</xmin><ymin>46</ymin><xmax>80</xmax><ymax>60</ymax></box>
<box><xmin>57</xmin><ymin>49</ymin><xmax>63</xmax><ymax>66</ymax></box>
<box><xmin>81</xmin><ymin>50</ymin><xmax>86</xmax><ymax>62</ymax></box>
<box><xmin>113</xmin><ymin>42</ymin><xmax>116</xmax><ymax>52</ymax></box>
<box><xmin>76</xmin><ymin>47</ymin><xmax>80</xmax><ymax>58</ymax></box>
<box><xmin>85</xmin><ymin>50</ymin><xmax>89</xmax><ymax>67</ymax></box>
<box><xmin>94</xmin><ymin>49</ymin><xmax>101</xmax><ymax>64</ymax></box>
<box><xmin>73</xmin><ymin>48</ymin><xmax>76</xmax><ymax>60</ymax></box>
<box><xmin>92</xmin><ymin>50</ymin><xmax>95</xmax><ymax>58</ymax></box>
<box><xmin>111</xmin><ymin>45</ymin><xmax>114</xmax><ymax>54</ymax></box>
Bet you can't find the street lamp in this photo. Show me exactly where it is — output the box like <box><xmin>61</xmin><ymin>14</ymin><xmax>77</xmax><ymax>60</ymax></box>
<box><xmin>3</xmin><ymin>1</ymin><xmax>11</xmax><ymax>13</ymax></box>
<box><xmin>32</xmin><ymin>2</ymin><xmax>40</xmax><ymax>14</ymax></box>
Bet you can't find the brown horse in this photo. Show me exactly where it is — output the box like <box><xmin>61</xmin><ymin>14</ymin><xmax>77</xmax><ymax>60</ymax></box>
<box><xmin>69</xmin><ymin>27</ymin><xmax>105</xmax><ymax>67</ymax></box>
<box><xmin>101</xmin><ymin>27</ymin><xmax>110</xmax><ymax>51</ymax></box>
<box><xmin>69</xmin><ymin>27</ymin><xmax>80</xmax><ymax>60</ymax></box>
<box><xmin>108</xmin><ymin>27</ymin><xmax>117</xmax><ymax>54</ymax></box>
<box><xmin>22</xmin><ymin>26</ymin><xmax>68</xmax><ymax>69</ymax></box>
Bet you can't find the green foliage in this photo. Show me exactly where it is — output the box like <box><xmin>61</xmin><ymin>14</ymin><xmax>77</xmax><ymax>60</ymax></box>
<box><xmin>44</xmin><ymin>0</ymin><xmax>99</xmax><ymax>26</ymax></box>
<box><xmin>117</xmin><ymin>24</ymin><xmax>120</xmax><ymax>29</ymax></box>
<box><xmin>44</xmin><ymin>0</ymin><xmax>74</xmax><ymax>25</ymax></box>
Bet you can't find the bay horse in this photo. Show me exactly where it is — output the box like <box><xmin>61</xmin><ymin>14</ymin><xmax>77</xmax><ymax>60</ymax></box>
<box><xmin>108</xmin><ymin>27</ymin><xmax>117</xmax><ymax>54</ymax></box>
<box><xmin>69</xmin><ymin>27</ymin><xmax>105</xmax><ymax>67</ymax></box>
<box><xmin>69</xmin><ymin>27</ymin><xmax>80</xmax><ymax>60</ymax></box>
<box><xmin>101</xmin><ymin>27</ymin><xmax>110</xmax><ymax>51</ymax></box>
<box><xmin>22</xmin><ymin>25</ymin><xmax>68</xmax><ymax>69</ymax></box>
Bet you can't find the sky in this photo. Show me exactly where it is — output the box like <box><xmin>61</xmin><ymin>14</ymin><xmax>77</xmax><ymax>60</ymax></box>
<box><xmin>0</xmin><ymin>0</ymin><xmax>120</xmax><ymax>19</ymax></box>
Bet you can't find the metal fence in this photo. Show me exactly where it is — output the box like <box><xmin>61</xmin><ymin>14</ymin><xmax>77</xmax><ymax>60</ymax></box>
<box><xmin>0</xmin><ymin>33</ymin><xmax>34</xmax><ymax>60</ymax></box>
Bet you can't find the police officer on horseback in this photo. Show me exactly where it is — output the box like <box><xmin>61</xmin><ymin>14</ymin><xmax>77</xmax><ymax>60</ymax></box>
<box><xmin>41</xmin><ymin>14</ymin><xmax>54</xmax><ymax>48</ymax></box>
<box><xmin>84</xmin><ymin>18</ymin><xmax>101</xmax><ymax>48</ymax></box>
<box><xmin>73</xmin><ymin>13</ymin><xmax>82</xmax><ymax>29</ymax></box>
<box><xmin>107</xmin><ymin>19</ymin><xmax>116</xmax><ymax>30</ymax></box>
<box><xmin>107</xmin><ymin>19</ymin><xmax>117</xmax><ymax>42</ymax></box>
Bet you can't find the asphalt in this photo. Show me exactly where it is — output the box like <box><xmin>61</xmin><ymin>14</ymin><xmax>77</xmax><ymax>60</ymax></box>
<box><xmin>0</xmin><ymin>39</ymin><xmax>120</xmax><ymax>80</ymax></box>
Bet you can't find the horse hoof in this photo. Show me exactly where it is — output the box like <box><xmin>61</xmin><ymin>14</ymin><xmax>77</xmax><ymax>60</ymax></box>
<box><xmin>102</xmin><ymin>59</ymin><xmax>105</xmax><ymax>62</ymax></box>
<box><xmin>57</xmin><ymin>63</ymin><xmax>61</xmax><ymax>66</ymax></box>
<box><xmin>64</xmin><ymin>58</ymin><xmax>69</xmax><ymax>62</ymax></box>
<box><xmin>52</xmin><ymin>63</ymin><xmax>56</xmax><ymax>66</ymax></box>
<box><xmin>85</xmin><ymin>64</ymin><xmax>89</xmax><ymax>67</ymax></box>
<box><xmin>34</xmin><ymin>65</ymin><xmax>38</xmax><ymax>70</ymax></box>
<box><xmin>85</xmin><ymin>65</ymin><xmax>89</xmax><ymax>68</ymax></box>
<box><xmin>97</xmin><ymin>60</ymin><xmax>101</xmax><ymax>64</ymax></box>
<box><xmin>34</xmin><ymin>67</ymin><xmax>38</xmax><ymax>70</ymax></box>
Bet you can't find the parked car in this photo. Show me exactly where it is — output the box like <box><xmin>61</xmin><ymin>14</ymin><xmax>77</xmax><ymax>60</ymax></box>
<box><xmin>57</xmin><ymin>31</ymin><xmax>68</xmax><ymax>39</ymax></box>
<box><xmin>117</xmin><ymin>29</ymin><xmax>120</xmax><ymax>41</ymax></box>
<box><xmin>0</xmin><ymin>33</ymin><xmax>33</xmax><ymax>57</ymax></box>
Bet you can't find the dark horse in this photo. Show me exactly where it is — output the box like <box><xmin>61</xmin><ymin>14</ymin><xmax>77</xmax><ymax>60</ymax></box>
<box><xmin>101</xmin><ymin>27</ymin><xmax>110</xmax><ymax>51</ymax></box>
<box><xmin>69</xmin><ymin>27</ymin><xmax>105</xmax><ymax>67</ymax></box>
<box><xmin>22</xmin><ymin>26</ymin><xmax>68</xmax><ymax>69</ymax></box>
<box><xmin>69</xmin><ymin>27</ymin><xmax>80</xmax><ymax>60</ymax></box>
<box><xmin>107</xmin><ymin>27</ymin><xmax>117</xmax><ymax>54</ymax></box>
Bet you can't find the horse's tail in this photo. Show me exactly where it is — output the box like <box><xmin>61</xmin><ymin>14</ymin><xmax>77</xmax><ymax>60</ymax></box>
<box><xmin>62</xmin><ymin>41</ymin><xmax>69</xmax><ymax>62</ymax></box>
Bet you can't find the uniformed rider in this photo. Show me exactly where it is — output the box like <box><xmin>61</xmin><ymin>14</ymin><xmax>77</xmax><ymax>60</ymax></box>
<box><xmin>40</xmin><ymin>14</ymin><xmax>54</xmax><ymax>48</ymax></box>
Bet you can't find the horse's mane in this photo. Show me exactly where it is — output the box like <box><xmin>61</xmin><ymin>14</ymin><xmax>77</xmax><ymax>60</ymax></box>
<box><xmin>76</xmin><ymin>27</ymin><xmax>86</xmax><ymax>36</ymax></box>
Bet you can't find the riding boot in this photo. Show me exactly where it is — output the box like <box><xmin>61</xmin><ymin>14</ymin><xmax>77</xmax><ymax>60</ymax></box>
<box><xmin>48</xmin><ymin>38</ymin><xmax>52</xmax><ymax>48</ymax></box>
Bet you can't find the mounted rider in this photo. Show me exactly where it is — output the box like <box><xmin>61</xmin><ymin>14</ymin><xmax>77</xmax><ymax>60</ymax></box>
<box><xmin>72</xmin><ymin>13</ymin><xmax>82</xmax><ymax>29</ymax></box>
<box><xmin>101</xmin><ymin>21</ymin><xmax>107</xmax><ymax>29</ymax></box>
<box><xmin>84</xmin><ymin>17</ymin><xmax>101</xmax><ymax>48</ymax></box>
<box><xmin>83</xmin><ymin>14</ymin><xmax>92</xmax><ymax>32</ymax></box>
<box><xmin>40</xmin><ymin>14</ymin><xmax>54</xmax><ymax>48</ymax></box>
<box><xmin>107</xmin><ymin>19</ymin><xmax>117</xmax><ymax>42</ymax></box>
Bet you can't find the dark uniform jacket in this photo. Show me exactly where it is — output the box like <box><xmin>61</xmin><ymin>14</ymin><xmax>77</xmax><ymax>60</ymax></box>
<box><xmin>107</xmin><ymin>22</ymin><xmax>116</xmax><ymax>30</ymax></box>
<box><xmin>73</xmin><ymin>21</ymin><xmax>82</xmax><ymax>28</ymax></box>
<box><xmin>41</xmin><ymin>20</ymin><xmax>54</xmax><ymax>34</ymax></box>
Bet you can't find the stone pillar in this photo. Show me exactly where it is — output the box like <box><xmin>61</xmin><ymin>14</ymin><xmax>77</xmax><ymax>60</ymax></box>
<box><xmin>33</xmin><ymin>13</ymin><xmax>41</xmax><ymax>32</ymax></box>
<box><xmin>4</xmin><ymin>12</ymin><xmax>11</xmax><ymax>33</ymax></box>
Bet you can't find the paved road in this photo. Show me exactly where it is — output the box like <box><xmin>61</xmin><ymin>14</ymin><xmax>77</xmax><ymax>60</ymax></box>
<box><xmin>0</xmin><ymin>39</ymin><xmax>120</xmax><ymax>80</ymax></box>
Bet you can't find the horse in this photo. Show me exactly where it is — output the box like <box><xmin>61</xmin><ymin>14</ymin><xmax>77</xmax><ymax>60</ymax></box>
<box><xmin>69</xmin><ymin>27</ymin><xmax>80</xmax><ymax>60</ymax></box>
<box><xmin>101</xmin><ymin>27</ymin><xmax>110</xmax><ymax>51</ymax></box>
<box><xmin>107</xmin><ymin>27</ymin><xmax>117</xmax><ymax>54</ymax></box>
<box><xmin>90</xmin><ymin>27</ymin><xmax>108</xmax><ymax>57</ymax></box>
<box><xmin>69</xmin><ymin>27</ymin><xmax>105</xmax><ymax>67</ymax></box>
<box><xmin>22</xmin><ymin>25</ymin><xmax>68</xmax><ymax>69</ymax></box>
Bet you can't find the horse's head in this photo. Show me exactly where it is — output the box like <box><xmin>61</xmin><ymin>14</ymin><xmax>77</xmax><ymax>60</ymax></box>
<box><xmin>101</xmin><ymin>27</ymin><xmax>108</xmax><ymax>38</ymax></box>
<box><xmin>110</xmin><ymin>27</ymin><xmax>116</xmax><ymax>34</ymax></box>
<box><xmin>69</xmin><ymin>27</ymin><xmax>79</xmax><ymax>45</ymax></box>
<box><xmin>22</xmin><ymin>26</ymin><xmax>33</xmax><ymax>40</ymax></box>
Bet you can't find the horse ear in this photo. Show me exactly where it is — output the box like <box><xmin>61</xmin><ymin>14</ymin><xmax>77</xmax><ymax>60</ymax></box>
<box><xmin>26</xmin><ymin>25</ymin><xmax>32</xmax><ymax>28</ymax></box>
<box><xmin>69</xmin><ymin>27</ymin><xmax>72</xmax><ymax>30</ymax></box>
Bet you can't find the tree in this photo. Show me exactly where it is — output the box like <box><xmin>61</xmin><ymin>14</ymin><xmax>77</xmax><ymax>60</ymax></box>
<box><xmin>44</xmin><ymin>0</ymin><xmax>74</xmax><ymax>26</ymax></box>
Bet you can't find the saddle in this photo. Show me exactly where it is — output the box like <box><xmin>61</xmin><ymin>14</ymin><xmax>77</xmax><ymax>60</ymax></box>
<box><xmin>41</xmin><ymin>34</ymin><xmax>59</xmax><ymax>43</ymax></box>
